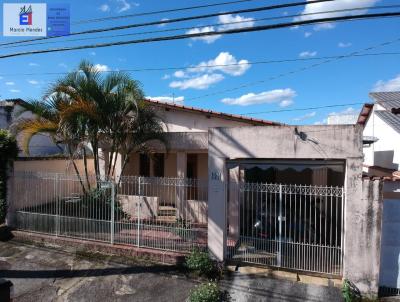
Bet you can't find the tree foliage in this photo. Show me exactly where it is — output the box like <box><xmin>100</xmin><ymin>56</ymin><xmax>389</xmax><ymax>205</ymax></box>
<box><xmin>0</xmin><ymin>130</ymin><xmax>18</xmax><ymax>224</ymax></box>
<box><xmin>13</xmin><ymin>60</ymin><xmax>166</xmax><ymax>189</ymax></box>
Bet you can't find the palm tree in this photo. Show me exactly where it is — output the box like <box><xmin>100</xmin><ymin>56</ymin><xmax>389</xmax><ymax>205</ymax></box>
<box><xmin>14</xmin><ymin>60</ymin><xmax>166</xmax><ymax>186</ymax></box>
<box><xmin>13</xmin><ymin>94</ymin><xmax>88</xmax><ymax>191</ymax></box>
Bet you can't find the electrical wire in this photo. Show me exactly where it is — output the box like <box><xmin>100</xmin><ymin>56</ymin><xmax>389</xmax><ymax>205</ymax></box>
<box><xmin>73</xmin><ymin>0</ymin><xmax>265</xmax><ymax>25</ymax></box>
<box><xmin>0</xmin><ymin>51</ymin><xmax>399</xmax><ymax>77</ymax></box>
<box><xmin>0</xmin><ymin>12</ymin><xmax>399</xmax><ymax>60</ymax></box>
<box><xmin>186</xmin><ymin>35</ymin><xmax>400</xmax><ymax>101</ymax></box>
<box><xmin>3</xmin><ymin>4</ymin><xmax>399</xmax><ymax>50</ymax></box>
<box><xmin>0</xmin><ymin>0</ymin><xmax>334</xmax><ymax>47</ymax></box>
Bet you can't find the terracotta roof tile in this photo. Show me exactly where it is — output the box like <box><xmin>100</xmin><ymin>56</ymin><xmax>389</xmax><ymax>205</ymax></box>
<box><xmin>145</xmin><ymin>99</ymin><xmax>282</xmax><ymax>126</ymax></box>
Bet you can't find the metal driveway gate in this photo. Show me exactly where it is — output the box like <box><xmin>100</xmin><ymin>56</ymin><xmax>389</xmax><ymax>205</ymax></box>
<box><xmin>227</xmin><ymin>182</ymin><xmax>344</xmax><ymax>276</ymax></box>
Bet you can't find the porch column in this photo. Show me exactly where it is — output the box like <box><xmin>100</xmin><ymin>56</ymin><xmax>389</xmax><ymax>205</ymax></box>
<box><xmin>228</xmin><ymin>166</ymin><xmax>240</xmax><ymax>242</ymax></box>
<box><xmin>98</xmin><ymin>148</ymin><xmax>108</xmax><ymax>177</ymax></box>
<box><xmin>176</xmin><ymin>152</ymin><xmax>186</xmax><ymax>219</ymax></box>
<box><xmin>208</xmin><ymin>156</ymin><xmax>227</xmax><ymax>261</ymax></box>
<box><xmin>176</xmin><ymin>152</ymin><xmax>186</xmax><ymax>178</ymax></box>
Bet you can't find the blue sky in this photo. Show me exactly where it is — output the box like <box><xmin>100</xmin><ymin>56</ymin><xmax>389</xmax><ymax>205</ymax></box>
<box><xmin>0</xmin><ymin>0</ymin><xmax>399</xmax><ymax>125</ymax></box>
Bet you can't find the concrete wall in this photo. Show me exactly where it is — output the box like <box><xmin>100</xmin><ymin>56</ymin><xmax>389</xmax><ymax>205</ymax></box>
<box><xmin>157</xmin><ymin>108</ymin><xmax>254</xmax><ymax>133</ymax></box>
<box><xmin>14</xmin><ymin>158</ymin><xmax>95</xmax><ymax>175</ymax></box>
<box><xmin>344</xmin><ymin>179</ymin><xmax>383</xmax><ymax>297</ymax></box>
<box><xmin>379</xmin><ymin>181</ymin><xmax>400</xmax><ymax>290</ymax></box>
<box><xmin>207</xmin><ymin>125</ymin><xmax>384</xmax><ymax>296</ymax></box>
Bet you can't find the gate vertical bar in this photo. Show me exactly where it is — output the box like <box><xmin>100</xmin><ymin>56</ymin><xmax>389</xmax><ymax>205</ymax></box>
<box><xmin>55</xmin><ymin>173</ymin><xmax>60</xmax><ymax>236</ymax></box>
<box><xmin>137</xmin><ymin>176</ymin><xmax>141</xmax><ymax>247</ymax></box>
<box><xmin>278</xmin><ymin>183</ymin><xmax>282</xmax><ymax>267</ymax></box>
<box><xmin>110</xmin><ymin>181</ymin><xmax>115</xmax><ymax>245</ymax></box>
<box><xmin>340</xmin><ymin>187</ymin><xmax>345</xmax><ymax>275</ymax></box>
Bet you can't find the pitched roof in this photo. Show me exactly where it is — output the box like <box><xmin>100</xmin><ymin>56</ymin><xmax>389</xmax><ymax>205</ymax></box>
<box><xmin>369</xmin><ymin>91</ymin><xmax>400</xmax><ymax>111</ymax></box>
<box><xmin>357</xmin><ymin>103</ymin><xmax>374</xmax><ymax>126</ymax></box>
<box><xmin>145</xmin><ymin>99</ymin><xmax>282</xmax><ymax>126</ymax></box>
<box><xmin>375</xmin><ymin>110</ymin><xmax>400</xmax><ymax>134</ymax></box>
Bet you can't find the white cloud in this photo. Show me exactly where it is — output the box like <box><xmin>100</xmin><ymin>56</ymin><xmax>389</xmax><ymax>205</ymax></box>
<box><xmin>93</xmin><ymin>64</ymin><xmax>109</xmax><ymax>72</ymax></box>
<box><xmin>58</xmin><ymin>63</ymin><xmax>68</xmax><ymax>69</ymax></box>
<box><xmin>299</xmin><ymin>51</ymin><xmax>317</xmax><ymax>58</ymax></box>
<box><xmin>29</xmin><ymin>62</ymin><xmax>39</xmax><ymax>67</ymax></box>
<box><xmin>187</xmin><ymin>14</ymin><xmax>254</xmax><ymax>44</ymax></box>
<box><xmin>5</xmin><ymin>81</ymin><xmax>15</xmax><ymax>86</ymax></box>
<box><xmin>173</xmin><ymin>70</ymin><xmax>187</xmax><ymax>78</ymax></box>
<box><xmin>10</xmin><ymin>89</ymin><xmax>20</xmax><ymax>93</ymax></box>
<box><xmin>0</xmin><ymin>76</ymin><xmax>3</xmax><ymax>80</ymax></box>
<box><xmin>373</xmin><ymin>74</ymin><xmax>400</xmax><ymax>92</ymax></box>
<box><xmin>162</xmin><ymin>74</ymin><xmax>171</xmax><ymax>80</ymax></box>
<box><xmin>170</xmin><ymin>74</ymin><xmax>224</xmax><ymax>90</ymax></box>
<box><xmin>99</xmin><ymin>4</ymin><xmax>110</xmax><ymax>12</ymax></box>
<box><xmin>304</xmin><ymin>32</ymin><xmax>312</xmax><ymax>38</ymax></box>
<box><xmin>314</xmin><ymin>119</ymin><xmax>327</xmax><ymax>125</ymax></box>
<box><xmin>187</xmin><ymin>52</ymin><xmax>250</xmax><ymax>76</ymax></box>
<box><xmin>147</xmin><ymin>96</ymin><xmax>184</xmax><ymax>104</ymax></box>
<box><xmin>293</xmin><ymin>111</ymin><xmax>316</xmax><ymax>121</ymax></box>
<box><xmin>329</xmin><ymin>107</ymin><xmax>358</xmax><ymax>116</ymax></box>
<box><xmin>338</xmin><ymin>42</ymin><xmax>352</xmax><ymax>48</ymax></box>
<box><xmin>89</xmin><ymin>51</ymin><xmax>96</xmax><ymax>56</ymax></box>
<box><xmin>221</xmin><ymin>89</ymin><xmax>296</xmax><ymax>106</ymax></box>
<box><xmin>280</xmin><ymin>99</ymin><xmax>294</xmax><ymax>107</ymax></box>
<box><xmin>294</xmin><ymin>0</ymin><xmax>379</xmax><ymax>30</ymax></box>
<box><xmin>158</xmin><ymin>18</ymin><xmax>169</xmax><ymax>27</ymax></box>
<box><xmin>116</xmin><ymin>0</ymin><xmax>138</xmax><ymax>13</ymax></box>
<box><xmin>168</xmin><ymin>52</ymin><xmax>250</xmax><ymax>90</ymax></box>
<box><xmin>28</xmin><ymin>80</ymin><xmax>39</xmax><ymax>85</ymax></box>
<box><xmin>186</xmin><ymin>26</ymin><xmax>221</xmax><ymax>44</ymax></box>
<box><xmin>315</xmin><ymin>107</ymin><xmax>358</xmax><ymax>125</ymax></box>
<box><xmin>218</xmin><ymin>14</ymin><xmax>255</xmax><ymax>31</ymax></box>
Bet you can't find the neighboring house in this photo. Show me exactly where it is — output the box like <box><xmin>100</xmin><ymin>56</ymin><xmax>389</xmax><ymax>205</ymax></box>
<box><xmin>0</xmin><ymin>98</ymin><xmax>62</xmax><ymax>157</ymax></box>
<box><xmin>358</xmin><ymin>91</ymin><xmax>400</xmax><ymax>177</ymax></box>
<box><xmin>358</xmin><ymin>92</ymin><xmax>400</xmax><ymax>295</ymax></box>
<box><xmin>102</xmin><ymin>99</ymin><xmax>281</xmax><ymax>180</ymax></box>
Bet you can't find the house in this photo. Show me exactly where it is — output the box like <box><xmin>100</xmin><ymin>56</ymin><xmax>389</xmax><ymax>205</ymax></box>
<box><xmin>101</xmin><ymin>99</ymin><xmax>281</xmax><ymax>180</ymax></box>
<box><xmin>0</xmin><ymin>98</ymin><xmax>62</xmax><ymax>157</ymax></box>
<box><xmin>357</xmin><ymin>92</ymin><xmax>400</xmax><ymax>296</ymax></box>
<box><xmin>358</xmin><ymin>91</ymin><xmax>400</xmax><ymax>178</ymax></box>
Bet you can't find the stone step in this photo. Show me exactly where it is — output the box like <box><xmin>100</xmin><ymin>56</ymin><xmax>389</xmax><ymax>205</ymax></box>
<box><xmin>155</xmin><ymin>216</ymin><xmax>177</xmax><ymax>223</ymax></box>
<box><xmin>158</xmin><ymin>206</ymin><xmax>177</xmax><ymax>217</ymax></box>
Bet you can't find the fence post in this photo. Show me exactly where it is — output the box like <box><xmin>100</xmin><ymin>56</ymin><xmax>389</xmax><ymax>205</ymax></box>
<box><xmin>137</xmin><ymin>176</ymin><xmax>141</xmax><ymax>247</ymax></box>
<box><xmin>110</xmin><ymin>181</ymin><xmax>115</xmax><ymax>245</ymax></box>
<box><xmin>55</xmin><ymin>173</ymin><xmax>60</xmax><ymax>237</ymax></box>
<box><xmin>277</xmin><ymin>183</ymin><xmax>282</xmax><ymax>267</ymax></box>
<box><xmin>5</xmin><ymin>165</ymin><xmax>15</xmax><ymax>228</ymax></box>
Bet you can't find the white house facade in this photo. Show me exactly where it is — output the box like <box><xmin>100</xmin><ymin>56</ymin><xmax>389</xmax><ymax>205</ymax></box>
<box><xmin>358</xmin><ymin>92</ymin><xmax>400</xmax><ymax>176</ymax></box>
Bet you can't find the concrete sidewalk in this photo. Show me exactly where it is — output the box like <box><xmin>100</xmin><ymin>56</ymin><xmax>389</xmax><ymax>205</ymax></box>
<box><xmin>0</xmin><ymin>240</ymin><xmax>196</xmax><ymax>302</ymax></box>
<box><xmin>0</xmin><ymin>239</ymin><xmax>345</xmax><ymax>302</ymax></box>
<box><xmin>221</xmin><ymin>266</ymin><xmax>343</xmax><ymax>302</ymax></box>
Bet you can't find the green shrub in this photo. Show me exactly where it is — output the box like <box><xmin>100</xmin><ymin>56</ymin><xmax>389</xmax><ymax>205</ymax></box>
<box><xmin>342</xmin><ymin>279</ymin><xmax>361</xmax><ymax>302</ymax></box>
<box><xmin>0</xmin><ymin>130</ymin><xmax>18</xmax><ymax>224</ymax></box>
<box><xmin>186</xmin><ymin>249</ymin><xmax>216</xmax><ymax>277</ymax></box>
<box><xmin>189</xmin><ymin>281</ymin><xmax>229</xmax><ymax>302</ymax></box>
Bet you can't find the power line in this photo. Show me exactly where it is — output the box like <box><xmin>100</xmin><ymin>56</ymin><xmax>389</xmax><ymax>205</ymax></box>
<box><xmin>0</xmin><ymin>12</ymin><xmax>399</xmax><ymax>60</ymax></box>
<box><xmin>4</xmin><ymin>4</ymin><xmax>399</xmax><ymax>50</ymax></box>
<box><xmin>243</xmin><ymin>102</ymin><xmax>365</xmax><ymax>115</ymax></box>
<box><xmin>0</xmin><ymin>51</ymin><xmax>399</xmax><ymax>77</ymax></box>
<box><xmin>0</xmin><ymin>0</ymin><xmax>334</xmax><ymax>47</ymax></box>
<box><xmin>73</xmin><ymin>0</ymin><xmax>264</xmax><ymax>25</ymax></box>
<box><xmin>186</xmin><ymin>35</ymin><xmax>400</xmax><ymax>102</ymax></box>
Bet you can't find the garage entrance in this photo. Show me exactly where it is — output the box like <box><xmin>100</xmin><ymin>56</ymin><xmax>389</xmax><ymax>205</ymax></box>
<box><xmin>227</xmin><ymin>160</ymin><xmax>345</xmax><ymax>276</ymax></box>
